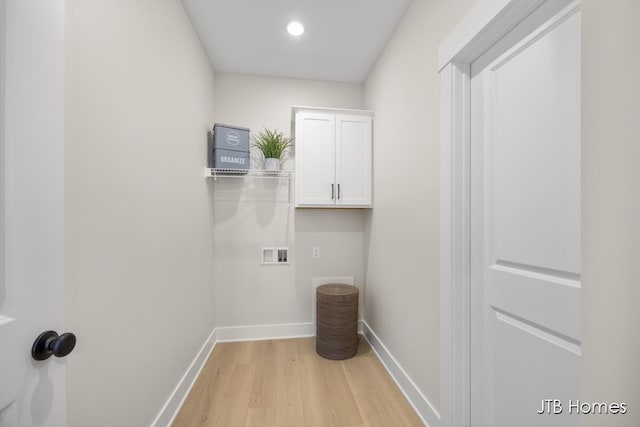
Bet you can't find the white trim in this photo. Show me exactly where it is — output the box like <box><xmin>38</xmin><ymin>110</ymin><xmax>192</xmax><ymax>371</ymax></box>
<box><xmin>438</xmin><ymin>1</ymin><xmax>579</xmax><ymax>426</ymax></box>
<box><xmin>215</xmin><ymin>321</ymin><xmax>365</xmax><ymax>342</ymax></box>
<box><xmin>151</xmin><ymin>328</ymin><xmax>217</xmax><ymax>427</ymax></box>
<box><xmin>0</xmin><ymin>0</ymin><xmax>5</xmax><ymax>318</ymax></box>
<box><xmin>438</xmin><ymin>0</ymin><xmax>548</xmax><ymax>71</ymax></box>
<box><xmin>294</xmin><ymin>205</ymin><xmax>373</xmax><ymax>209</ymax></box>
<box><xmin>218</xmin><ymin>320</ymin><xmax>366</xmax><ymax>341</ymax></box>
<box><xmin>291</xmin><ymin>105</ymin><xmax>374</xmax><ymax>119</ymax></box>
<box><xmin>215</xmin><ymin>321</ymin><xmax>315</xmax><ymax>343</ymax></box>
<box><xmin>439</xmin><ymin>61</ymin><xmax>471</xmax><ymax>427</ymax></box>
<box><xmin>361</xmin><ymin>321</ymin><xmax>437</xmax><ymax>426</ymax></box>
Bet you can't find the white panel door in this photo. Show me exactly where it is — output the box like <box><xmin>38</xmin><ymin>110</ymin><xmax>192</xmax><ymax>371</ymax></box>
<box><xmin>336</xmin><ymin>115</ymin><xmax>372</xmax><ymax>207</ymax></box>
<box><xmin>470</xmin><ymin>4</ymin><xmax>581</xmax><ymax>426</ymax></box>
<box><xmin>295</xmin><ymin>112</ymin><xmax>336</xmax><ymax>206</ymax></box>
<box><xmin>0</xmin><ymin>1</ymin><xmax>67</xmax><ymax>425</ymax></box>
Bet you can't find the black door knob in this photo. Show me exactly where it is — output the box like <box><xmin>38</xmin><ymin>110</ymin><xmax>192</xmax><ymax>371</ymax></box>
<box><xmin>32</xmin><ymin>330</ymin><xmax>77</xmax><ymax>361</ymax></box>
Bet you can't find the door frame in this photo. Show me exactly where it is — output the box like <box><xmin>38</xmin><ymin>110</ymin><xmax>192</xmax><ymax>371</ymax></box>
<box><xmin>0</xmin><ymin>0</ymin><xmax>6</xmax><ymax>320</ymax></box>
<box><xmin>438</xmin><ymin>0</ymin><xmax>578</xmax><ymax>425</ymax></box>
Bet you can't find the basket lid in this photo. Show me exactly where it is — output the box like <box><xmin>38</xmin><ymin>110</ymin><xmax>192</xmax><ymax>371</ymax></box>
<box><xmin>317</xmin><ymin>283</ymin><xmax>358</xmax><ymax>296</ymax></box>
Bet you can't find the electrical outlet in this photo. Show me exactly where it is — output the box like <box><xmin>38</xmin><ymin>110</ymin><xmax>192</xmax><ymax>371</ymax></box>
<box><xmin>312</xmin><ymin>247</ymin><xmax>320</xmax><ymax>259</ymax></box>
<box><xmin>277</xmin><ymin>248</ymin><xmax>289</xmax><ymax>263</ymax></box>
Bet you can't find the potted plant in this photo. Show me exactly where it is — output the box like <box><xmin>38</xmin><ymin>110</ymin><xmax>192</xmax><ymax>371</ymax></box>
<box><xmin>252</xmin><ymin>128</ymin><xmax>292</xmax><ymax>171</ymax></box>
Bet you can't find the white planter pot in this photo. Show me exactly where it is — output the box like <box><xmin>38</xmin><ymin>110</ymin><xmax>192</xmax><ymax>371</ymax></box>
<box><xmin>264</xmin><ymin>158</ymin><xmax>280</xmax><ymax>171</ymax></box>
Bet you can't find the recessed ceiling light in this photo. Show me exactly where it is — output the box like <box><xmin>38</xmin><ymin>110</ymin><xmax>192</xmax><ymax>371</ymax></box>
<box><xmin>286</xmin><ymin>21</ymin><xmax>305</xmax><ymax>37</ymax></box>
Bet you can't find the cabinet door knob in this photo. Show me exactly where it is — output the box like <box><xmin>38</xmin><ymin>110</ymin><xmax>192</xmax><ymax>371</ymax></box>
<box><xmin>338</xmin><ymin>184</ymin><xmax>341</xmax><ymax>200</ymax></box>
<box><xmin>331</xmin><ymin>184</ymin><xmax>335</xmax><ymax>200</ymax></box>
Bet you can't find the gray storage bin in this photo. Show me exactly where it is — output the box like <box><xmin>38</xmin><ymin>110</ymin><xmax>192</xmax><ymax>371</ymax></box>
<box><xmin>212</xmin><ymin>148</ymin><xmax>250</xmax><ymax>171</ymax></box>
<box><xmin>208</xmin><ymin>124</ymin><xmax>250</xmax><ymax>169</ymax></box>
<box><xmin>212</xmin><ymin>123</ymin><xmax>250</xmax><ymax>151</ymax></box>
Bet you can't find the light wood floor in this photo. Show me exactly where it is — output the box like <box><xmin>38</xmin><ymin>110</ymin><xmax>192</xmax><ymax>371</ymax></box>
<box><xmin>172</xmin><ymin>336</ymin><xmax>424</xmax><ymax>426</ymax></box>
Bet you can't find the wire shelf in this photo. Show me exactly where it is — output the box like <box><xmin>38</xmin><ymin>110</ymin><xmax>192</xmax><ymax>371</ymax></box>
<box><xmin>205</xmin><ymin>168</ymin><xmax>294</xmax><ymax>179</ymax></box>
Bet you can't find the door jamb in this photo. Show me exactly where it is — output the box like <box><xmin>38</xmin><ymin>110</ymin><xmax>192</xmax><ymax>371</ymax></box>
<box><xmin>438</xmin><ymin>0</ymin><xmax>576</xmax><ymax>425</ymax></box>
<box><xmin>0</xmin><ymin>0</ymin><xmax>6</xmax><ymax>319</ymax></box>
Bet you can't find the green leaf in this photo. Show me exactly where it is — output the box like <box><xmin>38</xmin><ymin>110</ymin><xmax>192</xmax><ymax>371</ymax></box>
<box><xmin>251</xmin><ymin>127</ymin><xmax>293</xmax><ymax>159</ymax></box>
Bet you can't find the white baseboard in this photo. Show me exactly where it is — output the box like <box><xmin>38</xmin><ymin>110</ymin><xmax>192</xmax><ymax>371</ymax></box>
<box><xmin>360</xmin><ymin>321</ymin><xmax>439</xmax><ymax>427</ymax></box>
<box><xmin>215</xmin><ymin>321</ymin><xmax>315</xmax><ymax>342</ymax></box>
<box><xmin>151</xmin><ymin>328</ymin><xmax>217</xmax><ymax>427</ymax></box>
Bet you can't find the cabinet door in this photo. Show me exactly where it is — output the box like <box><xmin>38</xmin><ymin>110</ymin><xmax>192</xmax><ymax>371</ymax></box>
<box><xmin>295</xmin><ymin>112</ymin><xmax>336</xmax><ymax>206</ymax></box>
<box><xmin>336</xmin><ymin>115</ymin><xmax>372</xmax><ymax>206</ymax></box>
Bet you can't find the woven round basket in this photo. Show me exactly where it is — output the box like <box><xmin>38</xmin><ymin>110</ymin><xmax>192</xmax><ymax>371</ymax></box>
<box><xmin>316</xmin><ymin>284</ymin><xmax>359</xmax><ymax>360</ymax></box>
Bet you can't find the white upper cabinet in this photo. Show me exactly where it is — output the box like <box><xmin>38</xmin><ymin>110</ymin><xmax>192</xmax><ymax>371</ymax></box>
<box><xmin>336</xmin><ymin>114</ymin><xmax>372</xmax><ymax>206</ymax></box>
<box><xmin>294</xmin><ymin>107</ymin><xmax>373</xmax><ymax>208</ymax></box>
<box><xmin>295</xmin><ymin>112</ymin><xmax>336</xmax><ymax>206</ymax></box>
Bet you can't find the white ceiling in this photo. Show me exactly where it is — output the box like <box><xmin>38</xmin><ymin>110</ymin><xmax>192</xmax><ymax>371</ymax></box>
<box><xmin>182</xmin><ymin>0</ymin><xmax>411</xmax><ymax>83</ymax></box>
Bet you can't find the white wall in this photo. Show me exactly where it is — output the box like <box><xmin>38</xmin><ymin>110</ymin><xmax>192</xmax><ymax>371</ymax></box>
<box><xmin>65</xmin><ymin>0</ymin><xmax>216</xmax><ymax>425</ymax></box>
<box><xmin>212</xmin><ymin>73</ymin><xmax>365</xmax><ymax>328</ymax></box>
<box><xmin>582</xmin><ymin>1</ymin><xmax>640</xmax><ymax>425</ymax></box>
<box><xmin>363</xmin><ymin>0</ymin><xmax>475</xmax><ymax>413</ymax></box>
